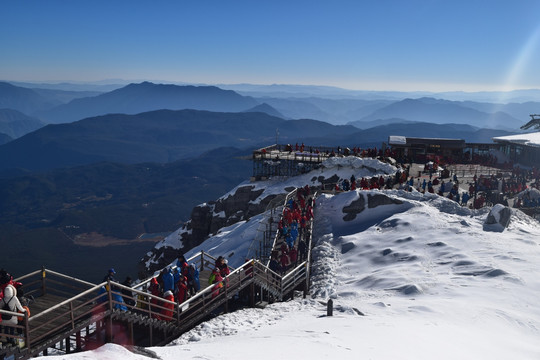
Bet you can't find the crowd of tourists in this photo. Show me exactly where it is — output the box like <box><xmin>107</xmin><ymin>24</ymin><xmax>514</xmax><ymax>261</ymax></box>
<box><xmin>332</xmin><ymin>156</ymin><xmax>540</xmax><ymax>210</ymax></box>
<box><xmin>269</xmin><ymin>185</ymin><xmax>313</xmax><ymax>275</ymax></box>
<box><xmin>96</xmin><ymin>255</ymin><xmax>202</xmax><ymax>322</ymax></box>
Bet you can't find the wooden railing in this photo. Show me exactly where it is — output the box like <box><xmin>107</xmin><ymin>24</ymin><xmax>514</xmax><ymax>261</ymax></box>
<box><xmin>0</xmin><ymin>255</ymin><xmax>311</xmax><ymax>359</ymax></box>
<box><xmin>1</xmin><ymin>190</ymin><xmax>317</xmax><ymax>358</ymax></box>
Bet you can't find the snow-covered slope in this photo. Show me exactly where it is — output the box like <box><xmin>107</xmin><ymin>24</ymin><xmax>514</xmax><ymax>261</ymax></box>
<box><xmin>54</xmin><ymin>159</ymin><xmax>540</xmax><ymax>360</ymax></box>
<box><xmin>141</xmin><ymin>156</ymin><xmax>397</xmax><ymax>273</ymax></box>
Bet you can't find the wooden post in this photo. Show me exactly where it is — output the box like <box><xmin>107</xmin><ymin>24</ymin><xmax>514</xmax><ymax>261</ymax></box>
<box><xmin>96</xmin><ymin>320</ymin><xmax>101</xmax><ymax>340</ymax></box>
<box><xmin>224</xmin><ymin>280</ymin><xmax>229</xmax><ymax>313</ymax></box>
<box><xmin>41</xmin><ymin>266</ymin><xmax>46</xmax><ymax>296</ymax></box>
<box><xmin>70</xmin><ymin>302</ymin><xmax>75</xmax><ymax>329</ymax></box>
<box><xmin>106</xmin><ymin>280</ymin><xmax>113</xmax><ymax>343</ymax></box>
<box><xmin>24</xmin><ymin>311</ymin><xmax>31</xmax><ymax>350</ymax></box>
<box><xmin>249</xmin><ymin>283</ymin><xmax>255</xmax><ymax>307</ymax></box>
<box><xmin>66</xmin><ymin>336</ymin><xmax>71</xmax><ymax>353</ymax></box>
<box><xmin>76</xmin><ymin>331</ymin><xmax>82</xmax><ymax>351</ymax></box>
<box><xmin>303</xmin><ymin>262</ymin><xmax>309</xmax><ymax>299</ymax></box>
<box><xmin>129</xmin><ymin>322</ymin><xmax>134</xmax><ymax>345</ymax></box>
<box><xmin>327</xmin><ymin>299</ymin><xmax>333</xmax><ymax>316</ymax></box>
<box><xmin>200</xmin><ymin>250</ymin><xmax>205</xmax><ymax>271</ymax></box>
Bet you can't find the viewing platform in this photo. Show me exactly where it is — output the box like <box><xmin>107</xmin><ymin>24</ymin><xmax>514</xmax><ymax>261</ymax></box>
<box><xmin>252</xmin><ymin>144</ymin><xmax>342</xmax><ymax>180</ymax></box>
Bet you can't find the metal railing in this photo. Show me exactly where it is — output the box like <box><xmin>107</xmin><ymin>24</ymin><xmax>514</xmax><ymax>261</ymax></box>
<box><xmin>133</xmin><ymin>251</ymin><xmax>216</xmax><ymax>292</ymax></box>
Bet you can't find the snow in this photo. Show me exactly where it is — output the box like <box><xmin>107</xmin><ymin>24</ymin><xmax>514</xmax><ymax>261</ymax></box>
<box><xmin>493</xmin><ymin>131</ymin><xmax>540</xmax><ymax>148</ymax></box>
<box><xmin>388</xmin><ymin>135</ymin><xmax>407</xmax><ymax>145</ymax></box>
<box><xmin>220</xmin><ymin>156</ymin><xmax>397</xmax><ymax>206</ymax></box>
<box><xmin>182</xmin><ymin>215</ymin><xmax>264</xmax><ymax>269</ymax></box>
<box><xmin>517</xmin><ymin>187</ymin><xmax>540</xmax><ymax>200</ymax></box>
<box><xmin>52</xmin><ymin>157</ymin><xmax>540</xmax><ymax>360</ymax></box>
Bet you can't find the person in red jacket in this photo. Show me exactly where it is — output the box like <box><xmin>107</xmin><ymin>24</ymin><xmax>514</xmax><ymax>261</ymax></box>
<box><xmin>176</xmin><ymin>276</ymin><xmax>189</xmax><ymax>304</ymax></box>
<box><xmin>148</xmin><ymin>277</ymin><xmax>162</xmax><ymax>317</ymax></box>
<box><xmin>0</xmin><ymin>269</ymin><xmax>23</xmax><ymax>302</ymax></box>
<box><xmin>210</xmin><ymin>268</ymin><xmax>223</xmax><ymax>299</ymax></box>
<box><xmin>289</xmin><ymin>246</ymin><xmax>298</xmax><ymax>268</ymax></box>
<box><xmin>279</xmin><ymin>252</ymin><xmax>290</xmax><ymax>274</ymax></box>
<box><xmin>160</xmin><ymin>290</ymin><xmax>175</xmax><ymax>321</ymax></box>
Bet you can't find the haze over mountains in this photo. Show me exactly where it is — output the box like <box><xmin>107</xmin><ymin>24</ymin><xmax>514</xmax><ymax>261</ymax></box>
<box><xmin>349</xmin><ymin>97</ymin><xmax>523</xmax><ymax>130</ymax></box>
<box><xmin>1</xmin><ymin>80</ymin><xmax>538</xmax><ymax>132</ymax></box>
<box><xmin>37</xmin><ymin>82</ymin><xmax>260</xmax><ymax>124</ymax></box>
<box><xmin>0</xmin><ymin>79</ymin><xmax>534</xmax><ymax>177</ymax></box>
<box><xmin>0</xmin><ymin>108</ymin><xmax>44</xmax><ymax>139</ymax></box>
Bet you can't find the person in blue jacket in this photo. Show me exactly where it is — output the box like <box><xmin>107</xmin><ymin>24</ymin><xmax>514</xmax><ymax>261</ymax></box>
<box><xmin>188</xmin><ymin>264</ymin><xmax>200</xmax><ymax>295</ymax></box>
<box><xmin>162</xmin><ymin>267</ymin><xmax>175</xmax><ymax>294</ymax></box>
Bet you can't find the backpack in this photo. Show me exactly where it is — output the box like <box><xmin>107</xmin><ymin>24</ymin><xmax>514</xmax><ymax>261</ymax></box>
<box><xmin>1</xmin><ymin>296</ymin><xmax>13</xmax><ymax>321</ymax></box>
<box><xmin>208</xmin><ymin>272</ymin><xmax>216</xmax><ymax>285</ymax></box>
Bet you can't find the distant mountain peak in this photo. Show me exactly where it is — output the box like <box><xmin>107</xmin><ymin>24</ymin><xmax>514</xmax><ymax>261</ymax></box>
<box><xmin>38</xmin><ymin>82</ymin><xmax>259</xmax><ymax>124</ymax></box>
<box><xmin>243</xmin><ymin>102</ymin><xmax>285</xmax><ymax>118</ymax></box>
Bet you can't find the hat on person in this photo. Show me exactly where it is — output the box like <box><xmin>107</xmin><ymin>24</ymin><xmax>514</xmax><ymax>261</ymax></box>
<box><xmin>108</xmin><ymin>268</ymin><xmax>116</xmax><ymax>274</ymax></box>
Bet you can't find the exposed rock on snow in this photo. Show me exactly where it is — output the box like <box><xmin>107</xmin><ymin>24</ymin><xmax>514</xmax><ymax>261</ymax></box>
<box><xmin>367</xmin><ymin>193</ymin><xmax>403</xmax><ymax>208</ymax></box>
<box><xmin>484</xmin><ymin>203</ymin><xmax>511</xmax><ymax>232</ymax></box>
<box><xmin>139</xmin><ymin>185</ymin><xmax>274</xmax><ymax>276</ymax></box>
<box><xmin>342</xmin><ymin>195</ymin><xmax>365</xmax><ymax>221</ymax></box>
<box><xmin>342</xmin><ymin>192</ymin><xmax>404</xmax><ymax>221</ymax></box>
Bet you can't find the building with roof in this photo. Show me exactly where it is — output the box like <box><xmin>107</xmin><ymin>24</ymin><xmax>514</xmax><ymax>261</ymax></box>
<box><xmin>492</xmin><ymin>132</ymin><xmax>540</xmax><ymax>166</ymax></box>
<box><xmin>388</xmin><ymin>136</ymin><xmax>466</xmax><ymax>163</ymax></box>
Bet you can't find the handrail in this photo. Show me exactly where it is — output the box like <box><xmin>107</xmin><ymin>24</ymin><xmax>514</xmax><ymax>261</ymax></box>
<box><xmin>133</xmin><ymin>251</ymin><xmax>217</xmax><ymax>291</ymax></box>
<box><xmin>0</xmin><ymin>308</ymin><xmax>24</xmax><ymax>318</ymax></box>
<box><xmin>1</xmin><ymin>256</ymin><xmax>308</xmax><ymax>357</ymax></box>
<box><xmin>29</xmin><ymin>282</ymin><xmax>106</xmax><ymax>321</ymax></box>
<box><xmin>14</xmin><ymin>268</ymin><xmax>42</xmax><ymax>283</ymax></box>
<box><xmin>45</xmin><ymin>269</ymin><xmax>98</xmax><ymax>287</ymax></box>
<box><xmin>246</xmin><ymin>193</ymin><xmax>287</xmax><ymax>263</ymax></box>
<box><xmin>282</xmin><ymin>260</ymin><xmax>308</xmax><ymax>281</ymax></box>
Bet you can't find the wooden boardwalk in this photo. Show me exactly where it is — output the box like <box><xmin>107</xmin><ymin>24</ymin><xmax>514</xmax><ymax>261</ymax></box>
<box><xmin>1</xmin><ymin>188</ymin><xmax>315</xmax><ymax>359</ymax></box>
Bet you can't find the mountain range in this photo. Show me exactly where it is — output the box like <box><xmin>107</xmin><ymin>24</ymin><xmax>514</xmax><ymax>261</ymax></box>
<box><xmin>1</xmin><ymin>81</ymin><xmax>538</xmax><ymax>132</ymax></box>
<box><xmin>0</xmin><ymin>133</ymin><xmax>11</xmax><ymax>145</ymax></box>
<box><xmin>0</xmin><ymin>82</ymin><xmax>59</xmax><ymax>115</ymax></box>
<box><xmin>37</xmin><ymin>82</ymin><xmax>260</xmax><ymax>124</ymax></box>
<box><xmin>0</xmin><ymin>108</ymin><xmax>44</xmax><ymax>139</ymax></box>
<box><xmin>349</xmin><ymin>97</ymin><xmax>524</xmax><ymax>130</ymax></box>
<box><xmin>0</xmin><ymin>109</ymin><xmax>358</xmax><ymax>175</ymax></box>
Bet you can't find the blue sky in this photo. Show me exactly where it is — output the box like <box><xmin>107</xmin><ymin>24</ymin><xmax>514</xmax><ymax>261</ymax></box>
<box><xmin>2</xmin><ymin>1</ymin><xmax>540</xmax><ymax>92</ymax></box>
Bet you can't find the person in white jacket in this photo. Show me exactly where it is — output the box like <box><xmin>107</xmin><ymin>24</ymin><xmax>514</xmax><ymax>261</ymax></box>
<box><xmin>1</xmin><ymin>284</ymin><xmax>27</xmax><ymax>345</ymax></box>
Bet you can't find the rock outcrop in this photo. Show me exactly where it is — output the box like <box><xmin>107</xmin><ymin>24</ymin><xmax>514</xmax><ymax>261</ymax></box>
<box><xmin>483</xmin><ymin>204</ymin><xmax>511</xmax><ymax>232</ymax></box>
<box><xmin>343</xmin><ymin>193</ymin><xmax>403</xmax><ymax>221</ymax></box>
<box><xmin>138</xmin><ymin>185</ymin><xmax>278</xmax><ymax>277</ymax></box>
